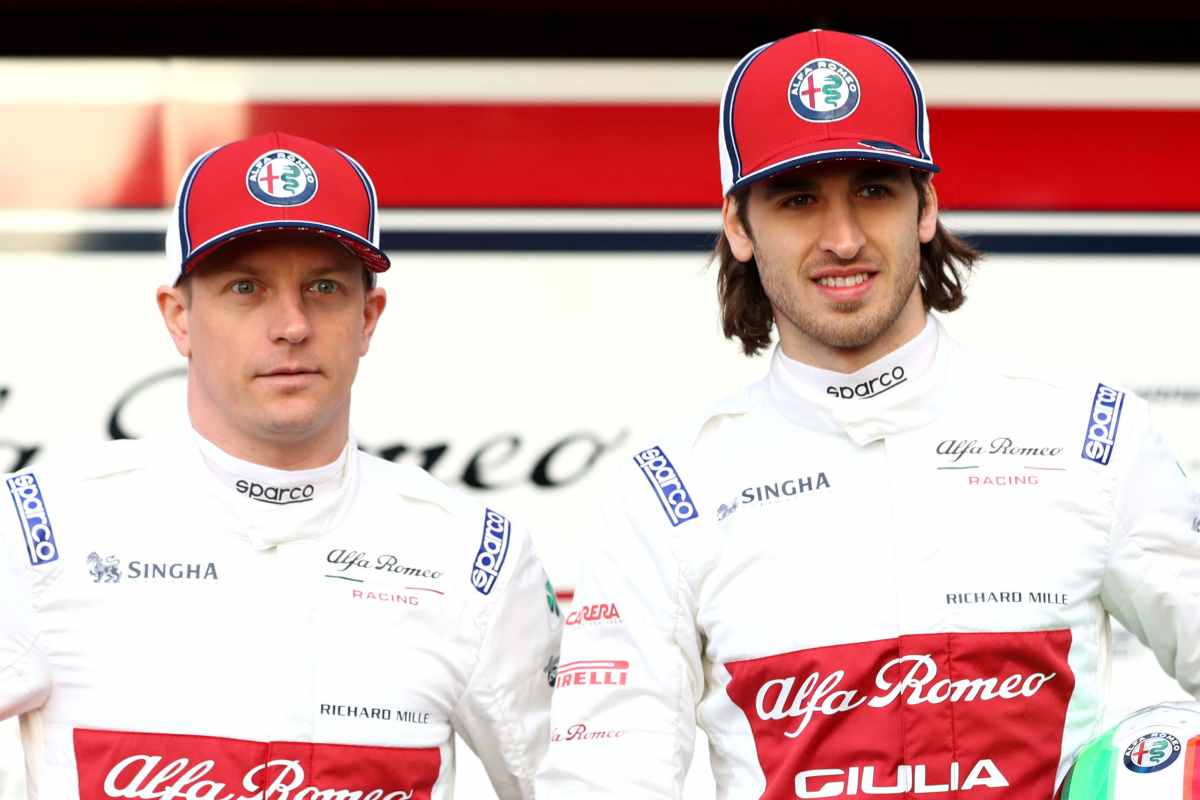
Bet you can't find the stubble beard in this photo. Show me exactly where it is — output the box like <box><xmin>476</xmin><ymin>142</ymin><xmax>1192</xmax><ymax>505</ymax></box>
<box><xmin>761</xmin><ymin>249</ymin><xmax>922</xmax><ymax>350</ymax></box>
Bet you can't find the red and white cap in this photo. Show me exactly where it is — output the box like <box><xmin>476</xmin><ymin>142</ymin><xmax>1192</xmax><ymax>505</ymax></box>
<box><xmin>719</xmin><ymin>29</ymin><xmax>938</xmax><ymax>196</ymax></box>
<box><xmin>165</xmin><ymin>131</ymin><xmax>390</xmax><ymax>285</ymax></box>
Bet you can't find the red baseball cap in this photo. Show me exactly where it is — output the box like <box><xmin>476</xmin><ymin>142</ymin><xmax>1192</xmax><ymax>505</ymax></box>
<box><xmin>165</xmin><ymin>131</ymin><xmax>390</xmax><ymax>285</ymax></box>
<box><xmin>719</xmin><ymin>29</ymin><xmax>938</xmax><ymax>196</ymax></box>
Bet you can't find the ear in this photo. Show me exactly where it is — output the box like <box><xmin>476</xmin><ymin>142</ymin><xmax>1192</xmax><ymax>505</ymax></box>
<box><xmin>359</xmin><ymin>287</ymin><xmax>387</xmax><ymax>356</ymax></box>
<box><xmin>157</xmin><ymin>286</ymin><xmax>191</xmax><ymax>358</ymax></box>
<box><xmin>918</xmin><ymin>180</ymin><xmax>939</xmax><ymax>244</ymax></box>
<box><xmin>722</xmin><ymin>194</ymin><xmax>755</xmax><ymax>263</ymax></box>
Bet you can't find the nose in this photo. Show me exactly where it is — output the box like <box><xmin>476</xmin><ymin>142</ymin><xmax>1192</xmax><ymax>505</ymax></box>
<box><xmin>267</xmin><ymin>290</ymin><xmax>312</xmax><ymax>344</ymax></box>
<box><xmin>817</xmin><ymin>197</ymin><xmax>866</xmax><ymax>260</ymax></box>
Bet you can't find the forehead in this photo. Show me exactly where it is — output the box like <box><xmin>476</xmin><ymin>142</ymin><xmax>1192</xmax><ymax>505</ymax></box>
<box><xmin>756</xmin><ymin>160</ymin><xmax>911</xmax><ymax>192</ymax></box>
<box><xmin>195</xmin><ymin>231</ymin><xmax>359</xmax><ymax>277</ymax></box>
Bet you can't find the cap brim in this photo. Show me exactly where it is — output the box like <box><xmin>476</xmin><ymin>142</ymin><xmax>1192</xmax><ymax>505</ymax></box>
<box><xmin>727</xmin><ymin>145</ymin><xmax>939</xmax><ymax>195</ymax></box>
<box><xmin>181</xmin><ymin>221</ymin><xmax>391</xmax><ymax>278</ymax></box>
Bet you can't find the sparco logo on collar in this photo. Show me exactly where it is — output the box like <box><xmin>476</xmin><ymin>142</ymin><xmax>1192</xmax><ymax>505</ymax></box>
<box><xmin>74</xmin><ymin>729</ymin><xmax>433</xmax><ymax>800</ymax></box>
<box><xmin>471</xmin><ymin>509</ymin><xmax>511</xmax><ymax>595</ymax></box>
<box><xmin>788</xmin><ymin>58</ymin><xmax>861</xmax><ymax>122</ymax></box>
<box><xmin>827</xmin><ymin>366</ymin><xmax>906</xmax><ymax>399</ymax></box>
<box><xmin>6</xmin><ymin>473</ymin><xmax>57</xmax><ymax>566</ymax></box>
<box><xmin>724</xmin><ymin>630</ymin><xmax>1075</xmax><ymax>800</ymax></box>
<box><xmin>246</xmin><ymin>149</ymin><xmax>318</xmax><ymax>206</ymax></box>
<box><xmin>1082</xmin><ymin>383</ymin><xmax>1125</xmax><ymax>465</ymax></box>
<box><xmin>634</xmin><ymin>447</ymin><xmax>698</xmax><ymax>527</ymax></box>
<box><xmin>236</xmin><ymin>479</ymin><xmax>315</xmax><ymax>505</ymax></box>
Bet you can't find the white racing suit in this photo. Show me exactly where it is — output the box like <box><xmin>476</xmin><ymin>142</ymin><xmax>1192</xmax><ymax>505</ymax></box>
<box><xmin>1</xmin><ymin>429</ymin><xmax>562</xmax><ymax>799</ymax></box>
<box><xmin>536</xmin><ymin>316</ymin><xmax>1200</xmax><ymax>799</ymax></box>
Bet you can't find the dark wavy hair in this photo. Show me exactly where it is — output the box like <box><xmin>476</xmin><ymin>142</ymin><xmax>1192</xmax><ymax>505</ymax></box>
<box><xmin>714</xmin><ymin>171</ymin><xmax>981</xmax><ymax>356</ymax></box>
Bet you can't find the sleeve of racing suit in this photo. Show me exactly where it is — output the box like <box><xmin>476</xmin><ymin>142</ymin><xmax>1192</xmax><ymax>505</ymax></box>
<box><xmin>1100</xmin><ymin>401</ymin><xmax>1200</xmax><ymax>699</ymax></box>
<box><xmin>451</xmin><ymin>522</ymin><xmax>562</xmax><ymax>800</ymax></box>
<box><xmin>535</xmin><ymin>483</ymin><xmax>704</xmax><ymax>799</ymax></box>
<box><xmin>0</xmin><ymin>474</ymin><xmax>52</xmax><ymax>720</ymax></box>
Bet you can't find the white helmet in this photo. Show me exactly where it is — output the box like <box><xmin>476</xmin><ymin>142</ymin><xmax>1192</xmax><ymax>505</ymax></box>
<box><xmin>1060</xmin><ymin>701</ymin><xmax>1200</xmax><ymax>799</ymax></box>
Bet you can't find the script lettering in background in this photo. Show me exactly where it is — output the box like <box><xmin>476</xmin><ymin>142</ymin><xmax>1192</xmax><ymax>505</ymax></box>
<box><xmin>1</xmin><ymin>370</ymin><xmax>627</xmax><ymax>488</ymax></box>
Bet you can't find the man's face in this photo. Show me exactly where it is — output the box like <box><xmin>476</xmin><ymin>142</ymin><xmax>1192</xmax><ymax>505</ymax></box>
<box><xmin>723</xmin><ymin>161</ymin><xmax>937</xmax><ymax>362</ymax></box>
<box><xmin>161</xmin><ymin>233</ymin><xmax>385</xmax><ymax>452</ymax></box>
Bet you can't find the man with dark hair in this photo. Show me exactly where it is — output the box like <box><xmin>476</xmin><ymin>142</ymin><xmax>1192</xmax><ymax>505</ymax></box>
<box><xmin>0</xmin><ymin>131</ymin><xmax>560</xmax><ymax>799</ymax></box>
<box><xmin>537</xmin><ymin>30</ymin><xmax>1200</xmax><ymax>798</ymax></box>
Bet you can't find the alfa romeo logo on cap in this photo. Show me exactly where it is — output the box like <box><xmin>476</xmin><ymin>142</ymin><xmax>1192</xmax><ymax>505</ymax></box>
<box><xmin>246</xmin><ymin>149</ymin><xmax>318</xmax><ymax>206</ymax></box>
<box><xmin>1123</xmin><ymin>732</ymin><xmax>1182</xmax><ymax>773</ymax></box>
<box><xmin>788</xmin><ymin>58</ymin><xmax>860</xmax><ymax>122</ymax></box>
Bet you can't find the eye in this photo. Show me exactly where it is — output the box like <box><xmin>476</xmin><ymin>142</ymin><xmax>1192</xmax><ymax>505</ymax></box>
<box><xmin>858</xmin><ymin>184</ymin><xmax>892</xmax><ymax>199</ymax></box>
<box><xmin>782</xmin><ymin>193</ymin><xmax>816</xmax><ymax>208</ymax></box>
<box><xmin>231</xmin><ymin>280</ymin><xmax>256</xmax><ymax>295</ymax></box>
<box><xmin>309</xmin><ymin>279</ymin><xmax>340</xmax><ymax>294</ymax></box>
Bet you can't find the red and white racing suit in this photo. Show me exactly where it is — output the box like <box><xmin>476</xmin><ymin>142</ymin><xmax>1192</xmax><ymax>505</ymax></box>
<box><xmin>1</xmin><ymin>429</ymin><xmax>561</xmax><ymax>800</ymax></box>
<box><xmin>536</xmin><ymin>316</ymin><xmax>1200</xmax><ymax>799</ymax></box>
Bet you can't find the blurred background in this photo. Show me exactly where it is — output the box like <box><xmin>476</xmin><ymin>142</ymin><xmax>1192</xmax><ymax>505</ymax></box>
<box><xmin>2</xmin><ymin>3</ymin><xmax>1199</xmax><ymax>797</ymax></box>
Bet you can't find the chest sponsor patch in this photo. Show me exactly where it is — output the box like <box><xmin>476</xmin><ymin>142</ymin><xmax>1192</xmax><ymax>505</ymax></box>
<box><xmin>633</xmin><ymin>446</ymin><xmax>698</xmax><ymax>527</ymax></box>
<box><xmin>6</xmin><ymin>472</ymin><xmax>58</xmax><ymax>566</ymax></box>
<box><xmin>724</xmin><ymin>630</ymin><xmax>1075</xmax><ymax>799</ymax></box>
<box><xmin>73</xmin><ymin>728</ymin><xmax>438</xmax><ymax>800</ymax></box>
<box><xmin>1082</xmin><ymin>383</ymin><xmax>1125</xmax><ymax>465</ymax></box>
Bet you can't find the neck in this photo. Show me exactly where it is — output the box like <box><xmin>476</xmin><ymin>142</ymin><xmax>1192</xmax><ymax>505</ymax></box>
<box><xmin>778</xmin><ymin>293</ymin><xmax>928</xmax><ymax>373</ymax></box>
<box><xmin>187</xmin><ymin>396</ymin><xmax>350</xmax><ymax>470</ymax></box>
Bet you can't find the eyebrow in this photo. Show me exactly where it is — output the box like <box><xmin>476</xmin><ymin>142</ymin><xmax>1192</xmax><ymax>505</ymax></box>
<box><xmin>762</xmin><ymin>164</ymin><xmax>907</xmax><ymax>196</ymax></box>
<box><xmin>204</xmin><ymin>260</ymin><xmax>359</xmax><ymax>278</ymax></box>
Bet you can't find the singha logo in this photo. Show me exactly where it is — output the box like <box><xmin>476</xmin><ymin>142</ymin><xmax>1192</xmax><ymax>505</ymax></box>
<box><xmin>87</xmin><ymin>552</ymin><xmax>121</xmax><ymax>583</ymax></box>
<box><xmin>717</xmin><ymin>496</ymin><xmax>740</xmax><ymax>521</ymax></box>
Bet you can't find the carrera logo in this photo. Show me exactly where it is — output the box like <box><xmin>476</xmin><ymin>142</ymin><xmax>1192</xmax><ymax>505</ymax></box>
<box><xmin>826</xmin><ymin>366</ymin><xmax>906</xmax><ymax>400</ymax></box>
<box><xmin>235</xmin><ymin>480</ymin><xmax>314</xmax><ymax>506</ymax></box>
<box><xmin>724</xmin><ymin>630</ymin><xmax>1075</xmax><ymax>799</ymax></box>
<box><xmin>634</xmin><ymin>447</ymin><xmax>697</xmax><ymax>527</ymax></box>
<box><xmin>6</xmin><ymin>473</ymin><xmax>58</xmax><ymax>566</ymax></box>
<box><xmin>471</xmin><ymin>509</ymin><xmax>510</xmax><ymax>595</ymax></box>
<box><xmin>1082</xmin><ymin>383</ymin><xmax>1125</xmax><ymax>465</ymax></box>
<box><xmin>73</xmin><ymin>728</ymin><xmax>438</xmax><ymax>800</ymax></box>
<box><xmin>565</xmin><ymin>602</ymin><xmax>621</xmax><ymax>627</ymax></box>
<box><xmin>555</xmin><ymin>659</ymin><xmax>629</xmax><ymax>689</ymax></box>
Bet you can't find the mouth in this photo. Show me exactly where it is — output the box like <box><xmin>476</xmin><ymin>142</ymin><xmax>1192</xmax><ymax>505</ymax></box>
<box><xmin>815</xmin><ymin>273</ymin><xmax>872</xmax><ymax>289</ymax></box>
<box><xmin>259</xmin><ymin>367</ymin><xmax>320</xmax><ymax>379</ymax></box>
<box><xmin>811</xmin><ymin>267</ymin><xmax>879</xmax><ymax>302</ymax></box>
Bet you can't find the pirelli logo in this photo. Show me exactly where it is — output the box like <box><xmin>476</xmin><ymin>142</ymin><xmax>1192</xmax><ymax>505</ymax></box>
<box><xmin>1081</xmin><ymin>383</ymin><xmax>1125</xmax><ymax>466</ymax></box>
<box><xmin>6</xmin><ymin>473</ymin><xmax>58</xmax><ymax>566</ymax></box>
<box><xmin>634</xmin><ymin>446</ymin><xmax>698</xmax><ymax>527</ymax></box>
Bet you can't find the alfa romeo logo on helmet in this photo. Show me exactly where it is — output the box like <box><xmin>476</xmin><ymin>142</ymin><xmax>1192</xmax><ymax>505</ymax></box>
<box><xmin>245</xmin><ymin>149</ymin><xmax>318</xmax><ymax>206</ymax></box>
<box><xmin>788</xmin><ymin>58</ymin><xmax>861</xmax><ymax>122</ymax></box>
<box><xmin>1123</xmin><ymin>732</ymin><xmax>1182</xmax><ymax>773</ymax></box>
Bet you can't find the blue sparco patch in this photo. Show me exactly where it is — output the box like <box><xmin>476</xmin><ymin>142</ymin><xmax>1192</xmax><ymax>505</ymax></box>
<box><xmin>1081</xmin><ymin>383</ymin><xmax>1125</xmax><ymax>465</ymax></box>
<box><xmin>245</xmin><ymin>149</ymin><xmax>318</xmax><ymax>206</ymax></box>
<box><xmin>788</xmin><ymin>58</ymin><xmax>861</xmax><ymax>122</ymax></box>
<box><xmin>6</xmin><ymin>473</ymin><xmax>58</xmax><ymax>566</ymax></box>
<box><xmin>471</xmin><ymin>508</ymin><xmax>511</xmax><ymax>595</ymax></box>
<box><xmin>634</xmin><ymin>446</ymin><xmax>698</xmax><ymax>527</ymax></box>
